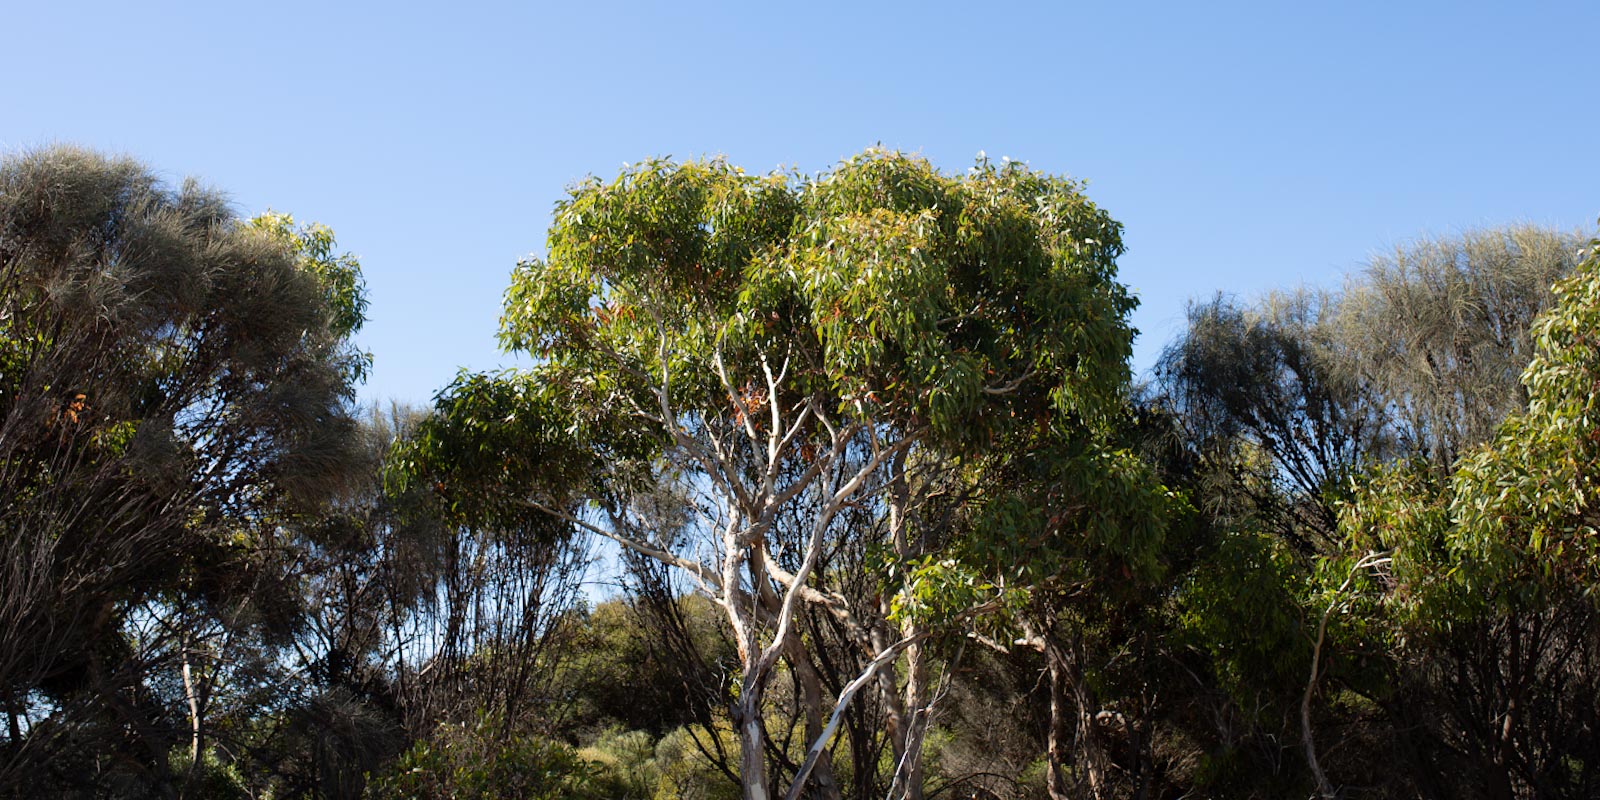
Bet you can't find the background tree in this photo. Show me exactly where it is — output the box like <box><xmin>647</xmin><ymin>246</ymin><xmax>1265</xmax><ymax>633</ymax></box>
<box><xmin>1153</xmin><ymin>224</ymin><xmax>1592</xmax><ymax>797</ymax></box>
<box><xmin>1337</xmin><ymin>227</ymin><xmax>1600</xmax><ymax>799</ymax></box>
<box><xmin>1156</xmin><ymin>291</ymin><xmax>1383</xmax><ymax>552</ymax></box>
<box><xmin>1157</xmin><ymin>227</ymin><xmax>1582</xmax><ymax>550</ymax></box>
<box><xmin>0</xmin><ymin>146</ymin><xmax>369</xmax><ymax>794</ymax></box>
<box><xmin>1337</xmin><ymin>226</ymin><xmax>1576</xmax><ymax>467</ymax></box>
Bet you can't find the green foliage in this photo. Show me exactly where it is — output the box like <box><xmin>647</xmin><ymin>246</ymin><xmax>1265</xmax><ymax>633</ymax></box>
<box><xmin>1447</xmin><ymin>234</ymin><xmax>1600</xmax><ymax>588</ymax></box>
<box><xmin>580</xmin><ymin>727</ymin><xmax>661</xmax><ymax>798</ymax></box>
<box><xmin>1338</xmin><ymin>461</ymin><xmax>1456</xmax><ymax>628</ymax></box>
<box><xmin>1190</xmin><ymin>744</ymin><xmax>1308</xmax><ymax>799</ymax></box>
<box><xmin>1327</xmin><ymin>227</ymin><xmax>1600</xmax><ymax>798</ymax></box>
<box><xmin>889</xmin><ymin>557</ymin><xmax>995</xmax><ymax>626</ymax></box>
<box><xmin>1346</xmin><ymin>228</ymin><xmax>1600</xmax><ymax>606</ymax></box>
<box><xmin>555</xmin><ymin>596</ymin><xmax>736</xmax><ymax>739</ymax></box>
<box><xmin>1158</xmin><ymin>226</ymin><xmax>1584</xmax><ymax>557</ymax></box>
<box><xmin>1176</xmin><ymin>529</ymin><xmax>1308</xmax><ymax>705</ymax></box>
<box><xmin>247</xmin><ymin>211</ymin><xmax>372</xmax><ymax>381</ymax></box>
<box><xmin>167</xmin><ymin>747</ymin><xmax>251</xmax><ymax>800</ymax></box>
<box><xmin>1148</xmin><ymin>226</ymin><xmax>1597</xmax><ymax>797</ymax></box>
<box><xmin>391</xmin><ymin>369</ymin><xmax>661</xmax><ymax>532</ymax></box>
<box><xmin>912</xmin><ymin>431</ymin><xmax>1178</xmax><ymax>639</ymax></box>
<box><xmin>489</xmin><ymin>148</ymin><xmax>1135</xmax><ymax>452</ymax></box>
<box><xmin>653</xmin><ymin>726</ymin><xmax>741</xmax><ymax>800</ymax></box>
<box><xmin>366</xmin><ymin>715</ymin><xmax>615</xmax><ymax>800</ymax></box>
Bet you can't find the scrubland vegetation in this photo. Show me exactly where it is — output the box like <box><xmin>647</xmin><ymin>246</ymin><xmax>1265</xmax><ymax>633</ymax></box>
<box><xmin>2</xmin><ymin>145</ymin><xmax>1597</xmax><ymax>799</ymax></box>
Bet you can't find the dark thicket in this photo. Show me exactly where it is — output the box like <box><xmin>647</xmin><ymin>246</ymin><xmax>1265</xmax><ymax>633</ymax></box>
<box><xmin>0</xmin><ymin>146</ymin><xmax>368</xmax><ymax>795</ymax></box>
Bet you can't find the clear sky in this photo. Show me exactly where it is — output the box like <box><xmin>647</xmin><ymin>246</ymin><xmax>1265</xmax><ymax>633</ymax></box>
<box><xmin>5</xmin><ymin>0</ymin><xmax>1597</xmax><ymax>408</ymax></box>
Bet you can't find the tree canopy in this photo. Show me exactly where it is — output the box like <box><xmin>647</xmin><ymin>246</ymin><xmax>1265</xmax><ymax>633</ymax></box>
<box><xmin>0</xmin><ymin>146</ymin><xmax>370</xmax><ymax>793</ymax></box>
<box><xmin>397</xmin><ymin>149</ymin><xmax>1170</xmax><ymax>800</ymax></box>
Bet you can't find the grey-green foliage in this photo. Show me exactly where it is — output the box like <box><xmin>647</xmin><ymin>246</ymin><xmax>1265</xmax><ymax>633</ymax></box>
<box><xmin>0</xmin><ymin>145</ymin><xmax>369</xmax><ymax>792</ymax></box>
<box><xmin>1159</xmin><ymin>225</ymin><xmax>1585</xmax><ymax>552</ymax></box>
<box><xmin>1333</xmin><ymin>225</ymin><xmax>1580</xmax><ymax>467</ymax></box>
<box><xmin>365</xmin><ymin>714</ymin><xmax>618</xmax><ymax>800</ymax></box>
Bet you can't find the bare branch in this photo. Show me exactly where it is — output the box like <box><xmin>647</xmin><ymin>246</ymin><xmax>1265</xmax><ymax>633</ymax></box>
<box><xmin>511</xmin><ymin>495</ymin><xmax>722</xmax><ymax>594</ymax></box>
<box><xmin>783</xmin><ymin>598</ymin><xmax>1004</xmax><ymax>800</ymax></box>
<box><xmin>1303</xmin><ymin>551</ymin><xmax>1392</xmax><ymax>800</ymax></box>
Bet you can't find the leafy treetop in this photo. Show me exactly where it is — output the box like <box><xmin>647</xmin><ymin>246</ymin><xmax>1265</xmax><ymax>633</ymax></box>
<box><xmin>495</xmin><ymin>149</ymin><xmax>1134</xmax><ymax>455</ymax></box>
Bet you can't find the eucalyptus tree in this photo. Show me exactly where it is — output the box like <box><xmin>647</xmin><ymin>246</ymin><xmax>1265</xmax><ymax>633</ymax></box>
<box><xmin>398</xmin><ymin>149</ymin><xmax>1159</xmax><ymax>800</ymax></box>
<box><xmin>1153</xmin><ymin>227</ymin><xmax>1588</xmax><ymax>797</ymax></box>
<box><xmin>1336</xmin><ymin>229</ymin><xmax>1600</xmax><ymax>799</ymax></box>
<box><xmin>0</xmin><ymin>146</ymin><xmax>369</xmax><ymax>791</ymax></box>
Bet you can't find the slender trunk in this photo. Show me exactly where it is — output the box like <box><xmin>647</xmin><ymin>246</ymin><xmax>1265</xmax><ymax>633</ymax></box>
<box><xmin>1303</xmin><ymin>605</ymin><xmax>1337</xmax><ymax>800</ymax></box>
<box><xmin>1072</xmin><ymin>659</ymin><xmax>1110</xmax><ymax>800</ymax></box>
<box><xmin>725</xmin><ymin>508</ymin><xmax>770</xmax><ymax>800</ymax></box>
<box><xmin>785</xmin><ymin>641</ymin><xmax>840</xmax><ymax>800</ymax></box>
<box><xmin>5</xmin><ymin>693</ymin><xmax>20</xmax><ymax>745</ymax></box>
<box><xmin>1124</xmin><ymin>708</ymin><xmax>1149</xmax><ymax>800</ymax></box>
<box><xmin>870</xmin><ymin>622</ymin><xmax>908</xmax><ymax>773</ymax></box>
<box><xmin>1304</xmin><ymin>553</ymin><xmax>1390</xmax><ymax>800</ymax></box>
<box><xmin>178</xmin><ymin>636</ymin><xmax>204</xmax><ymax>798</ymax></box>
<box><xmin>737</xmin><ymin>689</ymin><xmax>771</xmax><ymax>800</ymax></box>
<box><xmin>1490</xmin><ymin>623</ymin><xmax>1523</xmax><ymax>800</ymax></box>
<box><xmin>895</xmin><ymin>635</ymin><xmax>927</xmax><ymax>800</ymax></box>
<box><xmin>181</xmin><ymin>644</ymin><xmax>201</xmax><ymax>764</ymax></box>
<box><xmin>884</xmin><ymin>445</ymin><xmax>926</xmax><ymax>800</ymax></box>
<box><xmin>1045</xmin><ymin>636</ymin><xmax>1109</xmax><ymax>800</ymax></box>
<box><xmin>1045</xmin><ymin>641</ymin><xmax>1071</xmax><ymax>800</ymax></box>
<box><xmin>848</xmin><ymin>707</ymin><xmax>876</xmax><ymax>800</ymax></box>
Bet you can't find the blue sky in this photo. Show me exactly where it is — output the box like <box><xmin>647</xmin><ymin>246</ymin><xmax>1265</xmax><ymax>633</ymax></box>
<box><xmin>5</xmin><ymin>1</ymin><xmax>1597</xmax><ymax>408</ymax></box>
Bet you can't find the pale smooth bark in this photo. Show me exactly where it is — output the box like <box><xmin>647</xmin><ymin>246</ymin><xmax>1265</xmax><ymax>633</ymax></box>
<box><xmin>1303</xmin><ymin>551</ymin><xmax>1390</xmax><ymax>800</ymax></box>
<box><xmin>544</xmin><ymin>327</ymin><xmax>1004</xmax><ymax>800</ymax></box>
<box><xmin>181</xmin><ymin>643</ymin><xmax>201</xmax><ymax>764</ymax></box>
